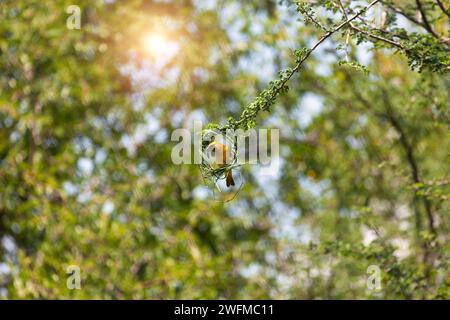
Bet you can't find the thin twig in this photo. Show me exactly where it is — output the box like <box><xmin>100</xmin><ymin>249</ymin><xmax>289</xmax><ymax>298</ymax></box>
<box><xmin>380</xmin><ymin>89</ymin><xmax>436</xmax><ymax>236</ymax></box>
<box><xmin>350</xmin><ymin>24</ymin><xmax>405</xmax><ymax>49</ymax></box>
<box><xmin>337</xmin><ymin>0</ymin><xmax>349</xmax><ymax>20</ymax></box>
<box><xmin>302</xmin><ymin>7</ymin><xmax>328</xmax><ymax>31</ymax></box>
<box><xmin>337</xmin><ymin>0</ymin><xmax>351</xmax><ymax>61</ymax></box>
<box><xmin>415</xmin><ymin>0</ymin><xmax>439</xmax><ymax>38</ymax></box>
<box><xmin>381</xmin><ymin>1</ymin><xmax>422</xmax><ymax>25</ymax></box>
<box><xmin>334</xmin><ymin>0</ymin><xmax>404</xmax><ymax>50</ymax></box>
<box><xmin>435</xmin><ymin>0</ymin><xmax>450</xmax><ymax>19</ymax></box>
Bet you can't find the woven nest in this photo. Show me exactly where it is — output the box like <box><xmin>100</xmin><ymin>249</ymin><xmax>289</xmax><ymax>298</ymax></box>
<box><xmin>200</xmin><ymin>128</ymin><xmax>239</xmax><ymax>186</ymax></box>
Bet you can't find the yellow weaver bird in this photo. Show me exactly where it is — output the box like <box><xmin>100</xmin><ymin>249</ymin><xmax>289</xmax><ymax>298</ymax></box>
<box><xmin>209</xmin><ymin>141</ymin><xmax>235</xmax><ymax>187</ymax></box>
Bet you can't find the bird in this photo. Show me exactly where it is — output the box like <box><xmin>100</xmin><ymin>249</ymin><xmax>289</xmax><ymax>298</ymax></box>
<box><xmin>208</xmin><ymin>141</ymin><xmax>235</xmax><ymax>187</ymax></box>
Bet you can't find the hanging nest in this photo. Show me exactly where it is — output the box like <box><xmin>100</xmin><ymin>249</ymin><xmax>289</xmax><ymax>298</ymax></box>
<box><xmin>199</xmin><ymin>128</ymin><xmax>240</xmax><ymax>191</ymax></box>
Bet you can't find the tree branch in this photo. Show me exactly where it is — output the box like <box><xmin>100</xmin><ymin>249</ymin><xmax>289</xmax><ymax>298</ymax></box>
<box><xmin>415</xmin><ymin>0</ymin><xmax>439</xmax><ymax>38</ymax></box>
<box><xmin>382</xmin><ymin>0</ymin><xmax>450</xmax><ymax>45</ymax></box>
<box><xmin>334</xmin><ymin>2</ymin><xmax>404</xmax><ymax>54</ymax></box>
<box><xmin>233</xmin><ymin>0</ymin><xmax>381</xmax><ymax>129</ymax></box>
<box><xmin>381</xmin><ymin>1</ymin><xmax>422</xmax><ymax>25</ymax></box>
<box><xmin>380</xmin><ymin>89</ymin><xmax>436</xmax><ymax>236</ymax></box>
<box><xmin>435</xmin><ymin>0</ymin><xmax>450</xmax><ymax>19</ymax></box>
<box><xmin>350</xmin><ymin>24</ymin><xmax>405</xmax><ymax>49</ymax></box>
<box><xmin>340</xmin><ymin>71</ymin><xmax>437</xmax><ymax>237</ymax></box>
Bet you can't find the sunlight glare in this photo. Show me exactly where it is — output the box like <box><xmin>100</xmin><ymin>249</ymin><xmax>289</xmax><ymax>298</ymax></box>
<box><xmin>142</xmin><ymin>32</ymin><xmax>172</xmax><ymax>57</ymax></box>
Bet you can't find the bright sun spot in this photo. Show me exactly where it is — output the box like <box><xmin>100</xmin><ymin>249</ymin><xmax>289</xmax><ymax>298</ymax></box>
<box><xmin>142</xmin><ymin>33</ymin><xmax>172</xmax><ymax>57</ymax></box>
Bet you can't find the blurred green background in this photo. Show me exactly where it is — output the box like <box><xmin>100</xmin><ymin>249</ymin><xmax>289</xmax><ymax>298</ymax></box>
<box><xmin>0</xmin><ymin>0</ymin><xmax>449</xmax><ymax>299</ymax></box>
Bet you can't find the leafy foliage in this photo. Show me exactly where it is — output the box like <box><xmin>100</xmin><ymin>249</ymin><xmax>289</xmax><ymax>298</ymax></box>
<box><xmin>0</xmin><ymin>0</ymin><xmax>449</xmax><ymax>299</ymax></box>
